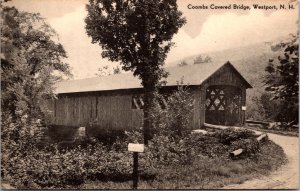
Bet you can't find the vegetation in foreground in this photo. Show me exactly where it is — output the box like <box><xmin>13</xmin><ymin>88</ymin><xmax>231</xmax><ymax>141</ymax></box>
<box><xmin>2</xmin><ymin>119</ymin><xmax>287</xmax><ymax>189</ymax></box>
<box><xmin>82</xmin><ymin>138</ymin><xmax>286</xmax><ymax>189</ymax></box>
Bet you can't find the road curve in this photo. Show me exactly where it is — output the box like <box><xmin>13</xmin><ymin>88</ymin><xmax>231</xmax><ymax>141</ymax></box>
<box><xmin>223</xmin><ymin>132</ymin><xmax>299</xmax><ymax>189</ymax></box>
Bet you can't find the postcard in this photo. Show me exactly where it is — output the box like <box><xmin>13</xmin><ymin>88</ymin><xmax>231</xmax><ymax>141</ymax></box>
<box><xmin>1</xmin><ymin>0</ymin><xmax>298</xmax><ymax>189</ymax></box>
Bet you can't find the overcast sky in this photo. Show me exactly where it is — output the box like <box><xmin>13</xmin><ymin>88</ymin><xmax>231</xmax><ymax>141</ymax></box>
<box><xmin>9</xmin><ymin>0</ymin><xmax>298</xmax><ymax>79</ymax></box>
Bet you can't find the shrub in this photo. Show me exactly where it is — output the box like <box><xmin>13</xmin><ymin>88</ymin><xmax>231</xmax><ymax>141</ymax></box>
<box><xmin>186</xmin><ymin>133</ymin><xmax>229</xmax><ymax>158</ymax></box>
<box><xmin>124</xmin><ymin>128</ymin><xmax>144</xmax><ymax>144</ymax></box>
<box><xmin>2</xmin><ymin>127</ymin><xmax>154</xmax><ymax>189</ymax></box>
<box><xmin>214</xmin><ymin>127</ymin><xmax>257</xmax><ymax>145</ymax></box>
<box><xmin>3</xmin><ymin>140</ymin><xmax>127</xmax><ymax>188</ymax></box>
<box><xmin>246</xmin><ymin>91</ymin><xmax>287</xmax><ymax>122</ymax></box>
<box><xmin>86</xmin><ymin>120</ymin><xmax>127</xmax><ymax>145</ymax></box>
<box><xmin>1</xmin><ymin>112</ymin><xmax>47</xmax><ymax>188</ymax></box>
<box><xmin>151</xmin><ymin>85</ymin><xmax>194</xmax><ymax>138</ymax></box>
<box><xmin>231</xmin><ymin>138</ymin><xmax>260</xmax><ymax>157</ymax></box>
<box><xmin>47</xmin><ymin>125</ymin><xmax>78</xmax><ymax>142</ymax></box>
<box><xmin>164</xmin><ymin>85</ymin><xmax>194</xmax><ymax>137</ymax></box>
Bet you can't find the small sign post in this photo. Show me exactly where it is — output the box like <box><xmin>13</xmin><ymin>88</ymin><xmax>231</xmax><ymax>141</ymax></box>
<box><xmin>133</xmin><ymin>152</ymin><xmax>138</xmax><ymax>189</ymax></box>
<box><xmin>128</xmin><ymin>143</ymin><xmax>144</xmax><ymax>189</ymax></box>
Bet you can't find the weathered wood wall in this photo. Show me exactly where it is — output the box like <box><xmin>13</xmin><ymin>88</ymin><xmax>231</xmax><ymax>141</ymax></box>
<box><xmin>192</xmin><ymin>87</ymin><xmax>202</xmax><ymax>129</ymax></box>
<box><xmin>47</xmin><ymin>90</ymin><xmax>144</xmax><ymax>130</ymax></box>
<box><xmin>47</xmin><ymin>87</ymin><xmax>201</xmax><ymax>130</ymax></box>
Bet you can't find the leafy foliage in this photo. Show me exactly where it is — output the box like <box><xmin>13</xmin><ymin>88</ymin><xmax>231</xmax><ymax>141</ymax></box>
<box><xmin>85</xmin><ymin>0</ymin><xmax>186</xmax><ymax>143</ymax></box>
<box><xmin>85</xmin><ymin>0</ymin><xmax>186</xmax><ymax>78</ymax></box>
<box><xmin>214</xmin><ymin>128</ymin><xmax>256</xmax><ymax>145</ymax></box>
<box><xmin>247</xmin><ymin>91</ymin><xmax>284</xmax><ymax>121</ymax></box>
<box><xmin>1</xmin><ymin>5</ymin><xmax>71</xmax><ymax>120</ymax></box>
<box><xmin>1</xmin><ymin>4</ymin><xmax>72</xmax><ymax>189</ymax></box>
<box><xmin>150</xmin><ymin>85</ymin><xmax>194</xmax><ymax>138</ymax></box>
<box><xmin>264</xmin><ymin>33</ymin><xmax>299</xmax><ymax>124</ymax></box>
<box><xmin>1</xmin><ymin>113</ymin><xmax>46</xmax><ymax>188</ymax></box>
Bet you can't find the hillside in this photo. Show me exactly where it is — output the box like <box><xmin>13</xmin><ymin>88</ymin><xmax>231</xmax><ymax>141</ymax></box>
<box><xmin>169</xmin><ymin>42</ymin><xmax>279</xmax><ymax>87</ymax></box>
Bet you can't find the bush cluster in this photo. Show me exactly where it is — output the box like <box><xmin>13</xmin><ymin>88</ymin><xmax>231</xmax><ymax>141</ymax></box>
<box><xmin>151</xmin><ymin>85</ymin><xmax>194</xmax><ymax>138</ymax></box>
<box><xmin>214</xmin><ymin>128</ymin><xmax>260</xmax><ymax>156</ymax></box>
<box><xmin>2</xmin><ymin>138</ymin><xmax>130</xmax><ymax>188</ymax></box>
<box><xmin>147</xmin><ymin>127</ymin><xmax>260</xmax><ymax>163</ymax></box>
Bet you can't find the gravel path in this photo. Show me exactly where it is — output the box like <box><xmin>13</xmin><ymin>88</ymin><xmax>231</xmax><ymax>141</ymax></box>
<box><xmin>223</xmin><ymin>132</ymin><xmax>299</xmax><ymax>189</ymax></box>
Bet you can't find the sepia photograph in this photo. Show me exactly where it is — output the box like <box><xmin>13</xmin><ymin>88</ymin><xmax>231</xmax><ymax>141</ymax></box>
<box><xmin>1</xmin><ymin>0</ymin><xmax>299</xmax><ymax>189</ymax></box>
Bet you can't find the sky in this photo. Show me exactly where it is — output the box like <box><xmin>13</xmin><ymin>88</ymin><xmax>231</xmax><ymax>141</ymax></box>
<box><xmin>8</xmin><ymin>0</ymin><xmax>298</xmax><ymax>79</ymax></box>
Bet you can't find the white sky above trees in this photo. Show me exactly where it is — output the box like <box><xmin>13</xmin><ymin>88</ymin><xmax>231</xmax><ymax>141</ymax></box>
<box><xmin>9</xmin><ymin>0</ymin><xmax>298</xmax><ymax>79</ymax></box>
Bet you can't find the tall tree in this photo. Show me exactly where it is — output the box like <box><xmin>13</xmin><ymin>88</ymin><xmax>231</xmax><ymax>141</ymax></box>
<box><xmin>85</xmin><ymin>0</ymin><xmax>186</xmax><ymax>144</ymax></box>
<box><xmin>265</xmin><ymin>33</ymin><xmax>299</xmax><ymax>125</ymax></box>
<box><xmin>1</xmin><ymin>5</ymin><xmax>71</xmax><ymax>121</ymax></box>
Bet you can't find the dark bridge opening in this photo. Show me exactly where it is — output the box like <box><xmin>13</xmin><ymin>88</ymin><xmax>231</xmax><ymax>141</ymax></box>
<box><xmin>205</xmin><ymin>85</ymin><xmax>242</xmax><ymax>126</ymax></box>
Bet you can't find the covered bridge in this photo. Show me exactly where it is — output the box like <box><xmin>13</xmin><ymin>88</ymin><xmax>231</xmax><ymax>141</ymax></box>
<box><xmin>47</xmin><ymin>61</ymin><xmax>252</xmax><ymax>131</ymax></box>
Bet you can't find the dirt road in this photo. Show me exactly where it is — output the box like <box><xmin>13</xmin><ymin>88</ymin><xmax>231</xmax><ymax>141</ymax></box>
<box><xmin>223</xmin><ymin>132</ymin><xmax>299</xmax><ymax>189</ymax></box>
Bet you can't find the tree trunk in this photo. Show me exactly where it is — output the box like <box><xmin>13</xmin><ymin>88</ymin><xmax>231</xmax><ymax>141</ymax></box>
<box><xmin>143</xmin><ymin>83</ymin><xmax>157</xmax><ymax>145</ymax></box>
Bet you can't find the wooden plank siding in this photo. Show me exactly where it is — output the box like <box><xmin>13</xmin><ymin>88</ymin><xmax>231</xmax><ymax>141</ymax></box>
<box><xmin>199</xmin><ymin>85</ymin><xmax>207</xmax><ymax>127</ymax></box>
<box><xmin>46</xmin><ymin>89</ymin><xmax>200</xmax><ymax>130</ymax></box>
<box><xmin>203</xmin><ymin>64</ymin><xmax>248</xmax><ymax>88</ymax></box>
<box><xmin>192</xmin><ymin>87</ymin><xmax>202</xmax><ymax>129</ymax></box>
<box><xmin>95</xmin><ymin>94</ymin><xmax>135</xmax><ymax>130</ymax></box>
<box><xmin>47</xmin><ymin>92</ymin><xmax>144</xmax><ymax>130</ymax></box>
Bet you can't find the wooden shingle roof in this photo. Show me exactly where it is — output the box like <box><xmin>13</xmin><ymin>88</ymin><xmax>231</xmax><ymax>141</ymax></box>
<box><xmin>55</xmin><ymin>61</ymin><xmax>252</xmax><ymax>94</ymax></box>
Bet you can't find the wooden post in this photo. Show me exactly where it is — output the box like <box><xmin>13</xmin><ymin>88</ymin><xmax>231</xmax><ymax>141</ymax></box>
<box><xmin>128</xmin><ymin>143</ymin><xmax>144</xmax><ymax>189</ymax></box>
<box><xmin>133</xmin><ymin>152</ymin><xmax>138</xmax><ymax>189</ymax></box>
